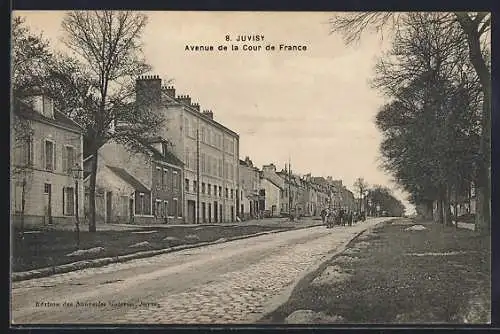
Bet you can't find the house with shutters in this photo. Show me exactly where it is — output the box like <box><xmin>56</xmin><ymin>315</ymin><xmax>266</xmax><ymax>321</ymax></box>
<box><xmin>10</xmin><ymin>90</ymin><xmax>84</xmax><ymax>228</ymax></box>
<box><xmin>83</xmin><ymin>136</ymin><xmax>184</xmax><ymax>225</ymax></box>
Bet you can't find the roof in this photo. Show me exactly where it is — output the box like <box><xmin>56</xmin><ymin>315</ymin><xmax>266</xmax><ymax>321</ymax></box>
<box><xmin>106</xmin><ymin>165</ymin><xmax>150</xmax><ymax>193</ymax></box>
<box><xmin>262</xmin><ymin>176</ymin><xmax>283</xmax><ymax>190</ymax></box>
<box><xmin>148</xmin><ymin>146</ymin><xmax>184</xmax><ymax>167</ymax></box>
<box><xmin>13</xmin><ymin>98</ymin><xmax>83</xmax><ymax>133</ymax></box>
<box><xmin>162</xmin><ymin>93</ymin><xmax>239</xmax><ymax>138</ymax></box>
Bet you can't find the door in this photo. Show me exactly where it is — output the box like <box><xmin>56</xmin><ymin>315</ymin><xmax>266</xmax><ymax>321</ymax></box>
<box><xmin>129</xmin><ymin>198</ymin><xmax>134</xmax><ymax>223</ymax></box>
<box><xmin>213</xmin><ymin>201</ymin><xmax>218</xmax><ymax>223</ymax></box>
<box><xmin>219</xmin><ymin>204</ymin><xmax>223</xmax><ymax>223</ymax></box>
<box><xmin>187</xmin><ymin>200</ymin><xmax>196</xmax><ymax>224</ymax></box>
<box><xmin>208</xmin><ymin>203</ymin><xmax>212</xmax><ymax>224</ymax></box>
<box><xmin>106</xmin><ymin>191</ymin><xmax>112</xmax><ymax>224</ymax></box>
<box><xmin>43</xmin><ymin>183</ymin><xmax>52</xmax><ymax>225</ymax></box>
<box><xmin>231</xmin><ymin>206</ymin><xmax>234</xmax><ymax>222</ymax></box>
<box><xmin>202</xmin><ymin>202</ymin><xmax>206</xmax><ymax>223</ymax></box>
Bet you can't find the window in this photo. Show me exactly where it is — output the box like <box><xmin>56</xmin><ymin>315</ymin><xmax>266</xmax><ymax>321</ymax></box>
<box><xmin>44</xmin><ymin>140</ymin><xmax>55</xmax><ymax>171</ymax></box>
<box><xmin>191</xmin><ymin>121</ymin><xmax>197</xmax><ymax>138</ymax></box>
<box><xmin>63</xmin><ymin>187</ymin><xmax>75</xmax><ymax>216</ymax></box>
<box><xmin>185</xmin><ymin>179</ymin><xmax>190</xmax><ymax>191</ymax></box>
<box><xmin>169</xmin><ymin>199</ymin><xmax>176</xmax><ymax>217</ymax></box>
<box><xmin>14</xmin><ymin>183</ymin><xmax>23</xmax><ymax>213</ymax></box>
<box><xmin>193</xmin><ymin>181</ymin><xmax>197</xmax><ymax>193</ymax></box>
<box><xmin>121</xmin><ymin>196</ymin><xmax>128</xmax><ymax>217</ymax></box>
<box><xmin>63</xmin><ymin>146</ymin><xmax>75</xmax><ymax>173</ymax></box>
<box><xmin>230</xmin><ymin>189</ymin><xmax>234</xmax><ymax>199</ymax></box>
<box><xmin>184</xmin><ymin>118</ymin><xmax>190</xmax><ymax>137</ymax></box>
<box><xmin>163</xmin><ymin>169</ymin><xmax>168</xmax><ymax>189</ymax></box>
<box><xmin>225</xmin><ymin>188</ymin><xmax>229</xmax><ymax>198</ymax></box>
<box><xmin>201</xmin><ymin>154</ymin><xmax>206</xmax><ymax>173</ymax></box>
<box><xmin>135</xmin><ymin>192</ymin><xmax>151</xmax><ymax>215</ymax></box>
<box><xmin>208</xmin><ymin>183</ymin><xmax>211</xmax><ymax>195</ymax></box>
<box><xmin>164</xmin><ymin>201</ymin><xmax>168</xmax><ymax>218</ymax></box>
<box><xmin>16</xmin><ymin>137</ymin><xmax>33</xmax><ymax>167</ymax></box>
<box><xmin>207</xmin><ymin>156</ymin><xmax>212</xmax><ymax>174</ymax></box>
<box><xmin>44</xmin><ymin>183</ymin><xmax>51</xmax><ymax>194</ymax></box>
<box><xmin>219</xmin><ymin>186</ymin><xmax>222</xmax><ymax>197</ymax></box>
<box><xmin>202</xmin><ymin>183</ymin><xmax>206</xmax><ymax>194</ymax></box>
<box><xmin>155</xmin><ymin>199</ymin><xmax>161</xmax><ymax>217</ymax></box>
<box><xmin>214</xmin><ymin>185</ymin><xmax>218</xmax><ymax>196</ymax></box>
<box><xmin>156</xmin><ymin>167</ymin><xmax>162</xmax><ymax>189</ymax></box>
<box><xmin>177</xmin><ymin>199</ymin><xmax>182</xmax><ymax>217</ymax></box>
<box><xmin>173</xmin><ymin>198</ymin><xmax>179</xmax><ymax>217</ymax></box>
<box><xmin>218</xmin><ymin>159</ymin><xmax>223</xmax><ymax>177</ymax></box>
<box><xmin>201</xmin><ymin>127</ymin><xmax>206</xmax><ymax>143</ymax></box>
<box><xmin>185</xmin><ymin>149</ymin><xmax>190</xmax><ymax>169</ymax></box>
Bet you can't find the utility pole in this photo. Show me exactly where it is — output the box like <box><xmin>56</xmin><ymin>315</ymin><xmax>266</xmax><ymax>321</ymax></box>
<box><xmin>196</xmin><ymin>128</ymin><xmax>200</xmax><ymax>224</ymax></box>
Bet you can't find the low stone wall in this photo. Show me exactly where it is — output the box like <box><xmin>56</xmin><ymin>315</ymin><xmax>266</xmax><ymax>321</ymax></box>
<box><xmin>11</xmin><ymin>214</ymin><xmax>75</xmax><ymax>229</ymax></box>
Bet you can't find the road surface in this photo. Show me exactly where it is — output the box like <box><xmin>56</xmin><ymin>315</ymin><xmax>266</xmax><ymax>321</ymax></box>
<box><xmin>11</xmin><ymin>218</ymin><xmax>389</xmax><ymax>324</ymax></box>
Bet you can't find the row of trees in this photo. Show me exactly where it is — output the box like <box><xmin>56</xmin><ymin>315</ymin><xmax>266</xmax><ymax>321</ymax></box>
<box><xmin>331</xmin><ymin>12</ymin><xmax>490</xmax><ymax>233</ymax></box>
<box><xmin>12</xmin><ymin>12</ymin><xmax>164</xmax><ymax>233</ymax></box>
<box><xmin>353</xmin><ymin>177</ymin><xmax>405</xmax><ymax>217</ymax></box>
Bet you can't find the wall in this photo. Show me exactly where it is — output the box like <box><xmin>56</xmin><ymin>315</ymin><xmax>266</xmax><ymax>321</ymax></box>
<box><xmin>11</xmin><ymin>119</ymin><xmax>84</xmax><ymax>226</ymax></box>
<box><xmin>261</xmin><ymin>178</ymin><xmax>281</xmax><ymax>216</ymax></box>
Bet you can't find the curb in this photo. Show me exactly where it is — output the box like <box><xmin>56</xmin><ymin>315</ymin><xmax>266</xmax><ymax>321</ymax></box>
<box><xmin>11</xmin><ymin>223</ymin><xmax>323</xmax><ymax>282</ymax></box>
<box><xmin>253</xmin><ymin>218</ymin><xmax>394</xmax><ymax>323</ymax></box>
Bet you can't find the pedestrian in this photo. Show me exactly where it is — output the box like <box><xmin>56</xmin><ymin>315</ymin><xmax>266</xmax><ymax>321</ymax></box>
<box><xmin>348</xmin><ymin>210</ymin><xmax>353</xmax><ymax>226</ymax></box>
<box><xmin>320</xmin><ymin>208</ymin><xmax>327</xmax><ymax>225</ymax></box>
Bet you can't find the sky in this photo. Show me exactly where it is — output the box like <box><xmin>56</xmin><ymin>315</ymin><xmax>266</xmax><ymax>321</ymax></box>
<box><xmin>14</xmin><ymin>11</ymin><xmax>416</xmax><ymax>214</ymax></box>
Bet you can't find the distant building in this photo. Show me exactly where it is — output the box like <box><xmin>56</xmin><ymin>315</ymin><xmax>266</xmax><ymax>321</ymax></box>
<box><xmin>135</xmin><ymin>76</ymin><xmax>239</xmax><ymax>223</ymax></box>
<box><xmin>11</xmin><ymin>90</ymin><xmax>84</xmax><ymax>228</ymax></box>
<box><xmin>259</xmin><ymin>172</ymin><xmax>282</xmax><ymax>217</ymax></box>
<box><xmin>238</xmin><ymin>157</ymin><xmax>260</xmax><ymax>220</ymax></box>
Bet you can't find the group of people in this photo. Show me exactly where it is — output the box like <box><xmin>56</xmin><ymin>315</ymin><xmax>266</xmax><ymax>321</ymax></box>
<box><xmin>320</xmin><ymin>208</ymin><xmax>365</xmax><ymax>228</ymax></box>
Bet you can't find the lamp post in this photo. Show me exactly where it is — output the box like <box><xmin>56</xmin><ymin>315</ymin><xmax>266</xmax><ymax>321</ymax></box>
<box><xmin>71</xmin><ymin>163</ymin><xmax>83</xmax><ymax>248</ymax></box>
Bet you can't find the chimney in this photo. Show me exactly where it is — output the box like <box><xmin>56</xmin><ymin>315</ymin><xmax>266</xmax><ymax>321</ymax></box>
<box><xmin>202</xmin><ymin>109</ymin><xmax>214</xmax><ymax>119</ymax></box>
<box><xmin>191</xmin><ymin>102</ymin><xmax>200</xmax><ymax>111</ymax></box>
<box><xmin>136</xmin><ymin>75</ymin><xmax>162</xmax><ymax>108</ymax></box>
<box><xmin>163</xmin><ymin>85</ymin><xmax>176</xmax><ymax>98</ymax></box>
<box><xmin>177</xmin><ymin>94</ymin><xmax>191</xmax><ymax>106</ymax></box>
<box><xmin>21</xmin><ymin>86</ymin><xmax>55</xmax><ymax>119</ymax></box>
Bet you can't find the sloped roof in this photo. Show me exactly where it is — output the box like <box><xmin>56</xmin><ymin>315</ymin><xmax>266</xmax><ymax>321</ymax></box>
<box><xmin>262</xmin><ymin>176</ymin><xmax>283</xmax><ymax>190</ymax></box>
<box><xmin>13</xmin><ymin>98</ymin><xmax>83</xmax><ymax>133</ymax></box>
<box><xmin>148</xmin><ymin>146</ymin><xmax>184</xmax><ymax>167</ymax></box>
<box><xmin>106</xmin><ymin>165</ymin><xmax>150</xmax><ymax>193</ymax></box>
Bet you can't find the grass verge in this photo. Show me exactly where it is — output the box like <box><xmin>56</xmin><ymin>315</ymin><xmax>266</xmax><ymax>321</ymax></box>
<box><xmin>259</xmin><ymin>219</ymin><xmax>490</xmax><ymax>324</ymax></box>
<box><xmin>12</xmin><ymin>225</ymin><xmax>290</xmax><ymax>272</ymax></box>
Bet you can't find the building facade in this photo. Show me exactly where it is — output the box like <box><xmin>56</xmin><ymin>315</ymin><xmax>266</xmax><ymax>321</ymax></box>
<box><xmin>11</xmin><ymin>93</ymin><xmax>84</xmax><ymax>228</ymax></box>
<box><xmin>84</xmin><ymin>137</ymin><xmax>184</xmax><ymax>225</ymax></box>
<box><xmin>135</xmin><ymin>76</ymin><xmax>240</xmax><ymax>224</ymax></box>
<box><xmin>238</xmin><ymin>157</ymin><xmax>260</xmax><ymax>220</ymax></box>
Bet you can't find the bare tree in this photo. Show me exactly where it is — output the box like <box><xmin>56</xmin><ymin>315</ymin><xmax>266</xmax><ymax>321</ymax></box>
<box><xmin>330</xmin><ymin>12</ymin><xmax>490</xmax><ymax>233</ymax></box>
<box><xmin>50</xmin><ymin>11</ymin><xmax>164</xmax><ymax>232</ymax></box>
<box><xmin>353</xmin><ymin>177</ymin><xmax>369</xmax><ymax>213</ymax></box>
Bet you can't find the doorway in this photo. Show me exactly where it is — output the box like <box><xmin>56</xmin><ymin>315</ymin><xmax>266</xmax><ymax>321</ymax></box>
<box><xmin>129</xmin><ymin>198</ymin><xmax>134</xmax><ymax>223</ymax></box>
<box><xmin>213</xmin><ymin>201</ymin><xmax>218</xmax><ymax>223</ymax></box>
<box><xmin>106</xmin><ymin>191</ymin><xmax>112</xmax><ymax>224</ymax></box>
<box><xmin>202</xmin><ymin>202</ymin><xmax>206</xmax><ymax>223</ymax></box>
<box><xmin>187</xmin><ymin>200</ymin><xmax>196</xmax><ymax>224</ymax></box>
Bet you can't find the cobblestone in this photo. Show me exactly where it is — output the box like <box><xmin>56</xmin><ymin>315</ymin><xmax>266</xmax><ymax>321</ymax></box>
<box><xmin>117</xmin><ymin>222</ymin><xmax>382</xmax><ymax>324</ymax></box>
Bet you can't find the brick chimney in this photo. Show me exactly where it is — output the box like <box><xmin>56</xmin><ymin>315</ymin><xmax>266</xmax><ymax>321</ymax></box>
<box><xmin>191</xmin><ymin>102</ymin><xmax>200</xmax><ymax>111</ymax></box>
<box><xmin>177</xmin><ymin>94</ymin><xmax>191</xmax><ymax>106</ymax></box>
<box><xmin>202</xmin><ymin>109</ymin><xmax>214</xmax><ymax>119</ymax></box>
<box><xmin>21</xmin><ymin>86</ymin><xmax>55</xmax><ymax>119</ymax></box>
<box><xmin>163</xmin><ymin>85</ymin><xmax>176</xmax><ymax>98</ymax></box>
<box><xmin>136</xmin><ymin>75</ymin><xmax>162</xmax><ymax>108</ymax></box>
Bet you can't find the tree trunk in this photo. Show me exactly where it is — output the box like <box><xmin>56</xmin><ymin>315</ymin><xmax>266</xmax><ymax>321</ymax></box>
<box><xmin>19</xmin><ymin>177</ymin><xmax>26</xmax><ymax>247</ymax></box>
<box><xmin>88</xmin><ymin>149</ymin><xmax>99</xmax><ymax>233</ymax></box>
<box><xmin>455</xmin><ymin>14</ymin><xmax>491</xmax><ymax>234</ymax></box>
<box><xmin>436</xmin><ymin>199</ymin><xmax>444</xmax><ymax>224</ymax></box>
<box><xmin>443</xmin><ymin>188</ymin><xmax>453</xmax><ymax>226</ymax></box>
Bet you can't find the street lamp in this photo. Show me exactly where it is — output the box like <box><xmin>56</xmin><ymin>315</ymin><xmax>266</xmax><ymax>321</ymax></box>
<box><xmin>71</xmin><ymin>163</ymin><xmax>83</xmax><ymax>248</ymax></box>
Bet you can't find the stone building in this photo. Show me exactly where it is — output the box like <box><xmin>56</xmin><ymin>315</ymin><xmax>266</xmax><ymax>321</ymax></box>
<box><xmin>135</xmin><ymin>76</ymin><xmax>239</xmax><ymax>224</ymax></box>
<box><xmin>11</xmin><ymin>92</ymin><xmax>84</xmax><ymax>228</ymax></box>
<box><xmin>238</xmin><ymin>157</ymin><xmax>260</xmax><ymax>220</ymax></box>
<box><xmin>84</xmin><ymin>136</ymin><xmax>184</xmax><ymax>225</ymax></box>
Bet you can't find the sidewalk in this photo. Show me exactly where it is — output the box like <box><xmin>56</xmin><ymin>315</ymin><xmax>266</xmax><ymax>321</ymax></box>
<box><xmin>259</xmin><ymin>219</ymin><xmax>490</xmax><ymax>324</ymax></box>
